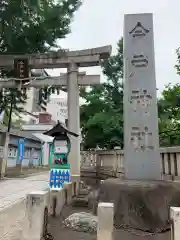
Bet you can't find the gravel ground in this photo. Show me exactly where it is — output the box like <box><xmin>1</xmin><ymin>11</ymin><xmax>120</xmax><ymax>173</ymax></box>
<box><xmin>49</xmin><ymin>206</ymin><xmax>96</xmax><ymax>240</ymax></box>
<box><xmin>49</xmin><ymin>205</ymin><xmax>170</xmax><ymax>240</ymax></box>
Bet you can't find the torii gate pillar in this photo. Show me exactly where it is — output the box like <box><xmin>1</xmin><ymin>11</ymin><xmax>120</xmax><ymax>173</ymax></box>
<box><xmin>0</xmin><ymin>45</ymin><xmax>111</xmax><ymax>180</ymax></box>
<box><xmin>67</xmin><ymin>62</ymin><xmax>80</xmax><ymax>179</ymax></box>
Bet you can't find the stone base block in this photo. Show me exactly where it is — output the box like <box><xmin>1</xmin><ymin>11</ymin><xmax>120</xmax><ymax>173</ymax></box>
<box><xmin>98</xmin><ymin>178</ymin><xmax>180</xmax><ymax>232</ymax></box>
<box><xmin>64</xmin><ymin>182</ymin><xmax>73</xmax><ymax>204</ymax></box>
<box><xmin>97</xmin><ymin>202</ymin><xmax>114</xmax><ymax>240</ymax></box>
<box><xmin>0</xmin><ymin>158</ymin><xmax>6</xmax><ymax>178</ymax></box>
<box><xmin>49</xmin><ymin>189</ymin><xmax>65</xmax><ymax>216</ymax></box>
<box><xmin>162</xmin><ymin>174</ymin><xmax>173</xmax><ymax>181</ymax></box>
<box><xmin>170</xmin><ymin>207</ymin><xmax>180</xmax><ymax>240</ymax></box>
<box><xmin>22</xmin><ymin>191</ymin><xmax>49</xmax><ymax>240</ymax></box>
<box><xmin>71</xmin><ymin>175</ymin><xmax>80</xmax><ymax>196</ymax></box>
<box><xmin>71</xmin><ymin>175</ymin><xmax>80</xmax><ymax>182</ymax></box>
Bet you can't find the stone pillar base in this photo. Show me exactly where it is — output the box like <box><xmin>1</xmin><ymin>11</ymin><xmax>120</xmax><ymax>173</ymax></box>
<box><xmin>21</xmin><ymin>191</ymin><xmax>49</xmax><ymax>240</ymax></box>
<box><xmin>170</xmin><ymin>207</ymin><xmax>180</xmax><ymax>240</ymax></box>
<box><xmin>99</xmin><ymin>178</ymin><xmax>180</xmax><ymax>232</ymax></box>
<box><xmin>97</xmin><ymin>202</ymin><xmax>114</xmax><ymax>240</ymax></box>
<box><xmin>49</xmin><ymin>189</ymin><xmax>66</xmax><ymax>216</ymax></box>
<box><xmin>71</xmin><ymin>175</ymin><xmax>80</xmax><ymax>197</ymax></box>
<box><xmin>0</xmin><ymin>158</ymin><xmax>6</xmax><ymax>179</ymax></box>
<box><xmin>64</xmin><ymin>182</ymin><xmax>73</xmax><ymax>204</ymax></box>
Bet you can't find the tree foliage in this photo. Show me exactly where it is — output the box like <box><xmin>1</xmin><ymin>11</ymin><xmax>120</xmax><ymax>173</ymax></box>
<box><xmin>0</xmin><ymin>0</ymin><xmax>82</xmax><ymax>117</ymax></box>
<box><xmin>0</xmin><ymin>0</ymin><xmax>81</xmax><ymax>53</ymax></box>
<box><xmin>158</xmin><ymin>83</ymin><xmax>180</xmax><ymax>146</ymax></box>
<box><xmin>157</xmin><ymin>46</ymin><xmax>180</xmax><ymax>145</ymax></box>
<box><xmin>81</xmin><ymin>39</ymin><xmax>180</xmax><ymax>149</ymax></box>
<box><xmin>175</xmin><ymin>47</ymin><xmax>180</xmax><ymax>75</ymax></box>
<box><xmin>80</xmin><ymin>39</ymin><xmax>124</xmax><ymax>150</ymax></box>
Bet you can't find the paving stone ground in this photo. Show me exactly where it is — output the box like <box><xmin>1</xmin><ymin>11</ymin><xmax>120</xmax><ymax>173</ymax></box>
<box><xmin>0</xmin><ymin>172</ymin><xmax>49</xmax><ymax>240</ymax></box>
<box><xmin>0</xmin><ymin>172</ymin><xmax>49</xmax><ymax>209</ymax></box>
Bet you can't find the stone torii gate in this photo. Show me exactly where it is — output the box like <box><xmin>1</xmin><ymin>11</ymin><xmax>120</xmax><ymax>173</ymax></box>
<box><xmin>0</xmin><ymin>45</ymin><xmax>112</xmax><ymax>180</ymax></box>
<box><xmin>0</xmin><ymin>71</ymin><xmax>100</xmax><ymax>178</ymax></box>
<box><xmin>0</xmin><ymin>71</ymin><xmax>100</xmax><ymax>88</ymax></box>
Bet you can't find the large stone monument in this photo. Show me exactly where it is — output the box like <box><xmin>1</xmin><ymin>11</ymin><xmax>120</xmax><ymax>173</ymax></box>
<box><xmin>123</xmin><ymin>13</ymin><xmax>161</xmax><ymax>180</ymax></box>
<box><xmin>95</xmin><ymin>13</ymin><xmax>180</xmax><ymax>233</ymax></box>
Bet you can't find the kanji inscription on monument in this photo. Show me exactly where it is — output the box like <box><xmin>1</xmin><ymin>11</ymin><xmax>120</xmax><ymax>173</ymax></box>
<box><xmin>123</xmin><ymin>13</ymin><xmax>161</xmax><ymax>180</ymax></box>
<box><xmin>129</xmin><ymin>21</ymin><xmax>149</xmax><ymax>38</ymax></box>
<box><xmin>130</xmin><ymin>89</ymin><xmax>152</xmax><ymax>114</ymax></box>
<box><xmin>131</xmin><ymin>54</ymin><xmax>148</xmax><ymax>67</ymax></box>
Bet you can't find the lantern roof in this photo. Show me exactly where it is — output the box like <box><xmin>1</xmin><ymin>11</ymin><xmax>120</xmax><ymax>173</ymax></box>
<box><xmin>44</xmin><ymin>121</ymin><xmax>78</xmax><ymax>137</ymax></box>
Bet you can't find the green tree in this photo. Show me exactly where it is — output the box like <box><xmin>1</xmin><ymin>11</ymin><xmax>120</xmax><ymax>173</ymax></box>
<box><xmin>175</xmin><ymin>47</ymin><xmax>180</xmax><ymax>75</ymax></box>
<box><xmin>158</xmin><ymin>83</ymin><xmax>180</xmax><ymax>146</ymax></box>
<box><xmin>80</xmin><ymin>39</ymin><xmax>180</xmax><ymax>149</ymax></box>
<box><xmin>0</xmin><ymin>0</ymin><xmax>82</xmax><ymax>116</ymax></box>
<box><xmin>1</xmin><ymin>110</ymin><xmax>26</xmax><ymax>129</ymax></box>
<box><xmin>157</xmin><ymin>48</ymin><xmax>180</xmax><ymax>146</ymax></box>
<box><xmin>80</xmin><ymin>39</ymin><xmax>124</xmax><ymax>150</ymax></box>
<box><xmin>0</xmin><ymin>88</ymin><xmax>27</xmax><ymax>115</ymax></box>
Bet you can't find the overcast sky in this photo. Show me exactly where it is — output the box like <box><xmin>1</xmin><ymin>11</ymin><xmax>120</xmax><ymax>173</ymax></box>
<box><xmin>47</xmin><ymin>0</ymin><xmax>180</xmax><ymax>98</ymax></box>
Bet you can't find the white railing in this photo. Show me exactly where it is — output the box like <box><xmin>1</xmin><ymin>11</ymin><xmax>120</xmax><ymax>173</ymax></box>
<box><xmin>81</xmin><ymin>146</ymin><xmax>180</xmax><ymax>180</ymax></box>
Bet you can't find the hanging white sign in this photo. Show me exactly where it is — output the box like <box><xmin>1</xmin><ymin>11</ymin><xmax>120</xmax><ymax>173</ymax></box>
<box><xmin>54</xmin><ymin>140</ymin><xmax>68</xmax><ymax>153</ymax></box>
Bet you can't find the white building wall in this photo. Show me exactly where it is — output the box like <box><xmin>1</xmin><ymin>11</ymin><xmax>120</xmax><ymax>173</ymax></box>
<box><xmin>13</xmin><ymin>69</ymin><xmax>48</xmax><ymax>123</ymax></box>
<box><xmin>18</xmin><ymin>87</ymin><xmax>45</xmax><ymax>123</ymax></box>
<box><xmin>20</xmin><ymin>88</ymin><xmax>35</xmax><ymax>122</ymax></box>
<box><xmin>26</xmin><ymin>88</ymin><xmax>34</xmax><ymax>112</ymax></box>
<box><xmin>47</xmin><ymin>97</ymin><xmax>67</xmax><ymax>124</ymax></box>
<box><xmin>42</xmin><ymin>142</ymin><xmax>50</xmax><ymax>165</ymax></box>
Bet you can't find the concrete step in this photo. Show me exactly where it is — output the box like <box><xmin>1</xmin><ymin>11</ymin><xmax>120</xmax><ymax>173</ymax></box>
<box><xmin>78</xmin><ymin>189</ymin><xmax>89</xmax><ymax>195</ymax></box>
<box><xmin>71</xmin><ymin>197</ymin><xmax>88</xmax><ymax>208</ymax></box>
<box><xmin>77</xmin><ymin>195</ymin><xmax>87</xmax><ymax>199</ymax></box>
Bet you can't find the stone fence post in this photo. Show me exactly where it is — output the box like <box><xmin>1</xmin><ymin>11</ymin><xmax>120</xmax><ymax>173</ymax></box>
<box><xmin>49</xmin><ymin>189</ymin><xmax>64</xmax><ymax>217</ymax></box>
<box><xmin>71</xmin><ymin>175</ymin><xmax>80</xmax><ymax>196</ymax></box>
<box><xmin>170</xmin><ymin>207</ymin><xmax>180</xmax><ymax>240</ymax></box>
<box><xmin>21</xmin><ymin>190</ymin><xmax>49</xmax><ymax>240</ymax></box>
<box><xmin>97</xmin><ymin>202</ymin><xmax>114</xmax><ymax>240</ymax></box>
<box><xmin>49</xmin><ymin>183</ymin><xmax>73</xmax><ymax>217</ymax></box>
